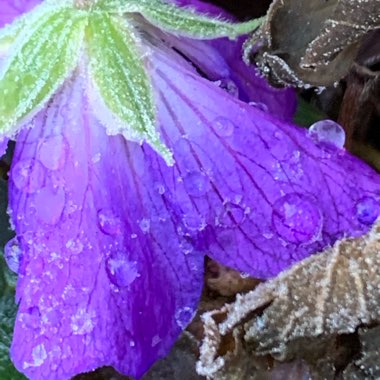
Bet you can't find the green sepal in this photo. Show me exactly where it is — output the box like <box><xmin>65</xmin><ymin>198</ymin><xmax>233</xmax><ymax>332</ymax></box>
<box><xmin>86</xmin><ymin>13</ymin><xmax>173</xmax><ymax>164</ymax></box>
<box><xmin>0</xmin><ymin>7</ymin><xmax>87</xmax><ymax>138</ymax></box>
<box><xmin>100</xmin><ymin>0</ymin><xmax>263</xmax><ymax>40</ymax></box>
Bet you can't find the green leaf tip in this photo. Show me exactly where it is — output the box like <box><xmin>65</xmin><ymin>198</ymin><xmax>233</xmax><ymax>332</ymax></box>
<box><xmin>86</xmin><ymin>13</ymin><xmax>173</xmax><ymax>165</ymax></box>
<box><xmin>0</xmin><ymin>6</ymin><xmax>87</xmax><ymax>138</ymax></box>
<box><xmin>102</xmin><ymin>0</ymin><xmax>264</xmax><ymax>40</ymax></box>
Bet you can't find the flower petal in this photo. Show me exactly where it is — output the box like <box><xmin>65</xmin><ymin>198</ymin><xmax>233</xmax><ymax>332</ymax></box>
<box><xmin>0</xmin><ymin>0</ymin><xmax>41</xmax><ymax>28</ymax></box>
<box><xmin>143</xmin><ymin>44</ymin><xmax>380</xmax><ymax>279</ymax></box>
<box><xmin>9</xmin><ymin>73</ymin><xmax>204</xmax><ymax>379</ymax></box>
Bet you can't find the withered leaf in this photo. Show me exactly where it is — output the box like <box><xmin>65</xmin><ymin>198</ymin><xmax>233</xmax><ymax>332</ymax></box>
<box><xmin>246</xmin><ymin>0</ymin><xmax>380</xmax><ymax>87</ymax></box>
<box><xmin>197</xmin><ymin>220</ymin><xmax>380</xmax><ymax>378</ymax></box>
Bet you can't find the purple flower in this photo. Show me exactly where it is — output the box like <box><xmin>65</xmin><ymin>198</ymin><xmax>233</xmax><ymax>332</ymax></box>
<box><xmin>1</xmin><ymin>1</ymin><xmax>380</xmax><ymax>380</ymax></box>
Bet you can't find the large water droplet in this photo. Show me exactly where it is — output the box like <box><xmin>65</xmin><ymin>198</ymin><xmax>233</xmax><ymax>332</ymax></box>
<box><xmin>175</xmin><ymin>307</ymin><xmax>195</xmax><ymax>329</ymax></box>
<box><xmin>356</xmin><ymin>196</ymin><xmax>380</xmax><ymax>225</ymax></box>
<box><xmin>97</xmin><ymin>209</ymin><xmax>122</xmax><ymax>236</ymax></box>
<box><xmin>106</xmin><ymin>255</ymin><xmax>139</xmax><ymax>288</ymax></box>
<box><xmin>308</xmin><ymin>120</ymin><xmax>346</xmax><ymax>149</ymax></box>
<box><xmin>38</xmin><ymin>135</ymin><xmax>67</xmax><ymax>170</ymax></box>
<box><xmin>4</xmin><ymin>237</ymin><xmax>22</xmax><ymax>273</ymax></box>
<box><xmin>183</xmin><ymin>171</ymin><xmax>209</xmax><ymax>197</ymax></box>
<box><xmin>272</xmin><ymin>193</ymin><xmax>323</xmax><ymax>244</ymax></box>
<box><xmin>12</xmin><ymin>159</ymin><xmax>45</xmax><ymax>193</ymax></box>
<box><xmin>34</xmin><ymin>186</ymin><xmax>65</xmax><ymax>225</ymax></box>
<box><xmin>212</xmin><ymin>117</ymin><xmax>235</xmax><ymax>137</ymax></box>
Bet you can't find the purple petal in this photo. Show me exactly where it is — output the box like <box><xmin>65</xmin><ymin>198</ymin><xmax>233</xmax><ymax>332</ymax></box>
<box><xmin>142</xmin><ymin>45</ymin><xmax>380</xmax><ymax>279</ymax></box>
<box><xmin>0</xmin><ymin>0</ymin><xmax>41</xmax><ymax>27</ymax></box>
<box><xmin>9</xmin><ymin>74</ymin><xmax>204</xmax><ymax>379</ymax></box>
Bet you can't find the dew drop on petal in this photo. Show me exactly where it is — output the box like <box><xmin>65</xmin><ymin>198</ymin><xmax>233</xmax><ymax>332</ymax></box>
<box><xmin>70</xmin><ymin>308</ymin><xmax>96</xmax><ymax>335</ymax></box>
<box><xmin>106</xmin><ymin>255</ymin><xmax>139</xmax><ymax>288</ymax></box>
<box><xmin>356</xmin><ymin>196</ymin><xmax>380</xmax><ymax>225</ymax></box>
<box><xmin>212</xmin><ymin>116</ymin><xmax>235</xmax><ymax>137</ymax></box>
<box><xmin>175</xmin><ymin>306</ymin><xmax>195</xmax><ymax>329</ymax></box>
<box><xmin>97</xmin><ymin>209</ymin><xmax>122</xmax><ymax>236</ymax></box>
<box><xmin>272</xmin><ymin>193</ymin><xmax>323</xmax><ymax>244</ymax></box>
<box><xmin>183</xmin><ymin>171</ymin><xmax>209</xmax><ymax>197</ymax></box>
<box><xmin>12</xmin><ymin>159</ymin><xmax>45</xmax><ymax>193</ymax></box>
<box><xmin>65</xmin><ymin>239</ymin><xmax>84</xmax><ymax>254</ymax></box>
<box><xmin>139</xmin><ymin>218</ymin><xmax>150</xmax><ymax>233</ymax></box>
<box><xmin>308</xmin><ymin>119</ymin><xmax>346</xmax><ymax>149</ymax></box>
<box><xmin>38</xmin><ymin>135</ymin><xmax>67</xmax><ymax>170</ymax></box>
<box><xmin>217</xmin><ymin>79</ymin><xmax>239</xmax><ymax>98</ymax></box>
<box><xmin>217</xmin><ymin>202</ymin><xmax>247</xmax><ymax>227</ymax></box>
<box><xmin>183</xmin><ymin>213</ymin><xmax>206</xmax><ymax>231</ymax></box>
<box><xmin>4</xmin><ymin>237</ymin><xmax>22</xmax><ymax>273</ymax></box>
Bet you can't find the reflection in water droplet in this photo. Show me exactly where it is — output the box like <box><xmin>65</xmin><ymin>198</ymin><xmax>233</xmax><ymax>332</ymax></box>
<box><xmin>12</xmin><ymin>159</ymin><xmax>45</xmax><ymax>193</ymax></box>
<box><xmin>4</xmin><ymin>237</ymin><xmax>22</xmax><ymax>273</ymax></box>
<box><xmin>38</xmin><ymin>135</ymin><xmax>67</xmax><ymax>170</ymax></box>
<box><xmin>106</xmin><ymin>255</ymin><xmax>139</xmax><ymax>288</ymax></box>
<box><xmin>34</xmin><ymin>186</ymin><xmax>65</xmax><ymax>225</ymax></box>
<box><xmin>356</xmin><ymin>196</ymin><xmax>380</xmax><ymax>225</ymax></box>
<box><xmin>175</xmin><ymin>306</ymin><xmax>195</xmax><ymax>329</ymax></box>
<box><xmin>272</xmin><ymin>193</ymin><xmax>323</xmax><ymax>244</ymax></box>
<box><xmin>308</xmin><ymin>119</ymin><xmax>346</xmax><ymax>149</ymax></box>
<box><xmin>183</xmin><ymin>171</ymin><xmax>209</xmax><ymax>197</ymax></box>
<box><xmin>249</xmin><ymin>101</ymin><xmax>269</xmax><ymax>112</ymax></box>
<box><xmin>97</xmin><ymin>209</ymin><xmax>122</xmax><ymax>236</ymax></box>
<box><xmin>212</xmin><ymin>116</ymin><xmax>235</xmax><ymax>137</ymax></box>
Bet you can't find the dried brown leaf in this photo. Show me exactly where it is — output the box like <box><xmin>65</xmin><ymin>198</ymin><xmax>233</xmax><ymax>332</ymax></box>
<box><xmin>197</xmin><ymin>220</ymin><xmax>380</xmax><ymax>378</ymax></box>
<box><xmin>246</xmin><ymin>0</ymin><xmax>380</xmax><ymax>87</ymax></box>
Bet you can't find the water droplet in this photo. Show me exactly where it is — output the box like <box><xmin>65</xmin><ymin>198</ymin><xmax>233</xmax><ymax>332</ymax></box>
<box><xmin>139</xmin><ymin>218</ymin><xmax>150</xmax><ymax>233</ymax></box>
<box><xmin>309</xmin><ymin>120</ymin><xmax>346</xmax><ymax>149</ymax></box>
<box><xmin>97</xmin><ymin>209</ymin><xmax>122</xmax><ymax>235</ymax></box>
<box><xmin>180</xmin><ymin>240</ymin><xmax>194</xmax><ymax>255</ymax></box>
<box><xmin>272</xmin><ymin>193</ymin><xmax>323</xmax><ymax>244</ymax></box>
<box><xmin>154</xmin><ymin>182</ymin><xmax>165</xmax><ymax>195</ymax></box>
<box><xmin>70</xmin><ymin>308</ymin><xmax>96</xmax><ymax>335</ymax></box>
<box><xmin>34</xmin><ymin>186</ymin><xmax>65</xmax><ymax>225</ymax></box>
<box><xmin>183</xmin><ymin>171</ymin><xmax>209</xmax><ymax>197</ymax></box>
<box><xmin>65</xmin><ymin>239</ymin><xmax>84</xmax><ymax>254</ymax></box>
<box><xmin>12</xmin><ymin>159</ymin><xmax>45</xmax><ymax>193</ymax></box>
<box><xmin>249</xmin><ymin>101</ymin><xmax>269</xmax><ymax>112</ymax></box>
<box><xmin>38</xmin><ymin>135</ymin><xmax>67</xmax><ymax>170</ymax></box>
<box><xmin>183</xmin><ymin>213</ymin><xmax>206</xmax><ymax>231</ymax></box>
<box><xmin>356</xmin><ymin>196</ymin><xmax>380</xmax><ymax>225</ymax></box>
<box><xmin>175</xmin><ymin>306</ymin><xmax>195</xmax><ymax>329</ymax></box>
<box><xmin>106</xmin><ymin>255</ymin><xmax>139</xmax><ymax>288</ymax></box>
<box><xmin>4</xmin><ymin>237</ymin><xmax>22</xmax><ymax>273</ymax></box>
<box><xmin>212</xmin><ymin>117</ymin><xmax>235</xmax><ymax>137</ymax></box>
<box><xmin>217</xmin><ymin>202</ymin><xmax>248</xmax><ymax>227</ymax></box>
